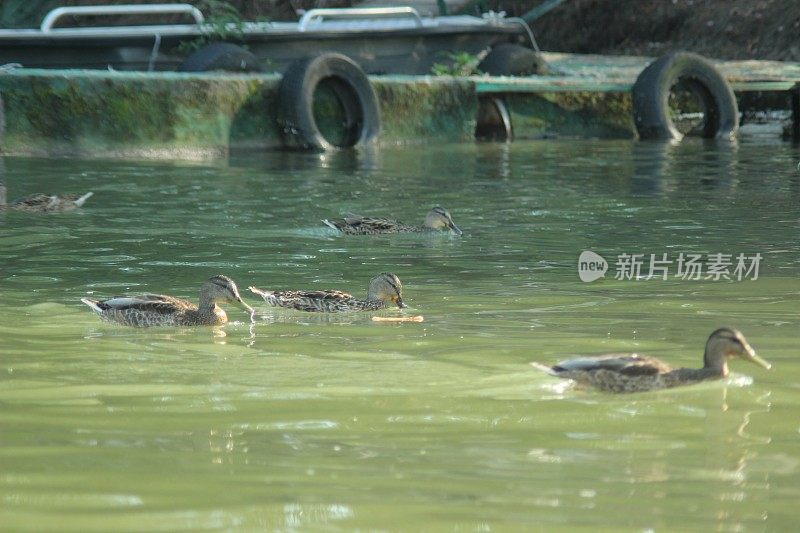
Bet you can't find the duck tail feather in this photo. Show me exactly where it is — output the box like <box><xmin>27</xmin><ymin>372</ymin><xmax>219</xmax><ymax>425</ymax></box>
<box><xmin>248</xmin><ymin>286</ymin><xmax>273</xmax><ymax>300</ymax></box>
<box><xmin>74</xmin><ymin>192</ymin><xmax>94</xmax><ymax>207</ymax></box>
<box><xmin>80</xmin><ymin>297</ymin><xmax>103</xmax><ymax>314</ymax></box>
<box><xmin>530</xmin><ymin>362</ymin><xmax>558</xmax><ymax>376</ymax></box>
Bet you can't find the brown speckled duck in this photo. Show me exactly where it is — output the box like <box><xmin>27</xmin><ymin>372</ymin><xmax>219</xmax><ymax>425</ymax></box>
<box><xmin>532</xmin><ymin>328</ymin><xmax>771</xmax><ymax>393</ymax></box>
<box><xmin>0</xmin><ymin>184</ymin><xmax>93</xmax><ymax>213</ymax></box>
<box><xmin>249</xmin><ymin>272</ymin><xmax>406</xmax><ymax>312</ymax></box>
<box><xmin>81</xmin><ymin>275</ymin><xmax>254</xmax><ymax>327</ymax></box>
<box><xmin>324</xmin><ymin>206</ymin><xmax>461</xmax><ymax>235</ymax></box>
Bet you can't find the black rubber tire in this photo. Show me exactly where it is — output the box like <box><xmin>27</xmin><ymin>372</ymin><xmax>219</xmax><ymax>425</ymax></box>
<box><xmin>475</xmin><ymin>97</ymin><xmax>512</xmax><ymax>141</ymax></box>
<box><xmin>632</xmin><ymin>52</ymin><xmax>738</xmax><ymax>140</ymax></box>
<box><xmin>0</xmin><ymin>93</ymin><xmax>4</xmax><ymax>147</ymax></box>
<box><xmin>178</xmin><ymin>42</ymin><xmax>262</xmax><ymax>73</ymax></box>
<box><xmin>477</xmin><ymin>43</ymin><xmax>550</xmax><ymax>76</ymax></box>
<box><xmin>277</xmin><ymin>52</ymin><xmax>380</xmax><ymax>151</ymax></box>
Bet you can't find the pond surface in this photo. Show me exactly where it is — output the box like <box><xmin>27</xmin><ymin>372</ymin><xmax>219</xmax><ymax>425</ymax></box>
<box><xmin>1</xmin><ymin>139</ymin><xmax>799</xmax><ymax>530</ymax></box>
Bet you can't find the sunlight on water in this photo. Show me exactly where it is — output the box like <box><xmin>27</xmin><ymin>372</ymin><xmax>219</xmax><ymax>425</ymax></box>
<box><xmin>1</xmin><ymin>139</ymin><xmax>799</xmax><ymax>530</ymax></box>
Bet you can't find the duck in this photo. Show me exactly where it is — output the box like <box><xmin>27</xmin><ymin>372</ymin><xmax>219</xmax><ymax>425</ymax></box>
<box><xmin>0</xmin><ymin>184</ymin><xmax>93</xmax><ymax>213</ymax></box>
<box><xmin>531</xmin><ymin>327</ymin><xmax>771</xmax><ymax>393</ymax></box>
<box><xmin>324</xmin><ymin>206</ymin><xmax>462</xmax><ymax>235</ymax></box>
<box><xmin>81</xmin><ymin>275</ymin><xmax>254</xmax><ymax>327</ymax></box>
<box><xmin>249</xmin><ymin>272</ymin><xmax>406</xmax><ymax>312</ymax></box>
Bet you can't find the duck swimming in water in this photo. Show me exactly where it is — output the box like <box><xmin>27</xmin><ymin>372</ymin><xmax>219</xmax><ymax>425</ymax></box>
<box><xmin>0</xmin><ymin>184</ymin><xmax>93</xmax><ymax>213</ymax></box>
<box><xmin>324</xmin><ymin>206</ymin><xmax>461</xmax><ymax>235</ymax></box>
<box><xmin>249</xmin><ymin>272</ymin><xmax>406</xmax><ymax>312</ymax></box>
<box><xmin>532</xmin><ymin>328</ymin><xmax>771</xmax><ymax>393</ymax></box>
<box><xmin>81</xmin><ymin>275</ymin><xmax>253</xmax><ymax>327</ymax></box>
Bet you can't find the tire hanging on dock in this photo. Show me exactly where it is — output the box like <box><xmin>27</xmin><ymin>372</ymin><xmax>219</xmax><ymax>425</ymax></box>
<box><xmin>474</xmin><ymin>43</ymin><xmax>548</xmax><ymax>142</ymax></box>
<box><xmin>0</xmin><ymin>92</ymin><xmax>5</xmax><ymax>147</ymax></box>
<box><xmin>277</xmin><ymin>52</ymin><xmax>380</xmax><ymax>151</ymax></box>
<box><xmin>475</xmin><ymin>97</ymin><xmax>512</xmax><ymax>141</ymax></box>
<box><xmin>178</xmin><ymin>42</ymin><xmax>263</xmax><ymax>73</ymax></box>
<box><xmin>632</xmin><ymin>52</ymin><xmax>738</xmax><ymax>141</ymax></box>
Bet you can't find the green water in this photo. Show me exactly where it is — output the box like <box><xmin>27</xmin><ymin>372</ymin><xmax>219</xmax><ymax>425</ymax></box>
<box><xmin>1</xmin><ymin>140</ymin><xmax>798</xmax><ymax>531</ymax></box>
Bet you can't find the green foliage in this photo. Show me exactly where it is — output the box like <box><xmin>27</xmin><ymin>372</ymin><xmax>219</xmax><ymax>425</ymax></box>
<box><xmin>178</xmin><ymin>0</ymin><xmax>252</xmax><ymax>54</ymax></box>
<box><xmin>431</xmin><ymin>51</ymin><xmax>483</xmax><ymax>76</ymax></box>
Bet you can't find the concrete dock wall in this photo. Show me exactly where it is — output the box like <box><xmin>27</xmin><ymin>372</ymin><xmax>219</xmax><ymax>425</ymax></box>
<box><xmin>0</xmin><ymin>70</ymin><xmax>261</xmax><ymax>159</ymax></box>
<box><xmin>0</xmin><ymin>52</ymin><xmax>796</xmax><ymax>160</ymax></box>
<box><xmin>0</xmin><ymin>68</ymin><xmax>631</xmax><ymax>160</ymax></box>
<box><xmin>0</xmin><ymin>70</ymin><xmax>485</xmax><ymax>159</ymax></box>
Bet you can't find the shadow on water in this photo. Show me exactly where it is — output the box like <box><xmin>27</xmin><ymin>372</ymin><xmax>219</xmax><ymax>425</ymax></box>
<box><xmin>627</xmin><ymin>139</ymin><xmax>743</xmax><ymax>196</ymax></box>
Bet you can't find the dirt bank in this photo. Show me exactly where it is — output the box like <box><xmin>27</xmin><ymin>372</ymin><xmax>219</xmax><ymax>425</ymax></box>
<box><xmin>527</xmin><ymin>0</ymin><xmax>800</xmax><ymax>61</ymax></box>
<box><xmin>4</xmin><ymin>1</ymin><xmax>799</xmax><ymax>63</ymax></box>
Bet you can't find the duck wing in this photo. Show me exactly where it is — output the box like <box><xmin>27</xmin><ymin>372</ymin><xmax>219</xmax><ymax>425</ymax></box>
<box><xmin>10</xmin><ymin>193</ymin><xmax>57</xmax><ymax>210</ymax></box>
<box><xmin>10</xmin><ymin>192</ymin><xmax>92</xmax><ymax>212</ymax></box>
<box><xmin>249</xmin><ymin>287</ymin><xmax>355</xmax><ymax>312</ymax></box>
<box><xmin>350</xmin><ymin>216</ymin><xmax>404</xmax><ymax>232</ymax></box>
<box><xmin>286</xmin><ymin>289</ymin><xmax>358</xmax><ymax>312</ymax></box>
<box><xmin>297</xmin><ymin>289</ymin><xmax>353</xmax><ymax>300</ymax></box>
<box><xmin>552</xmin><ymin>354</ymin><xmax>670</xmax><ymax>376</ymax></box>
<box><xmin>95</xmin><ymin>294</ymin><xmax>193</xmax><ymax>314</ymax></box>
<box><xmin>325</xmin><ymin>213</ymin><xmax>408</xmax><ymax>234</ymax></box>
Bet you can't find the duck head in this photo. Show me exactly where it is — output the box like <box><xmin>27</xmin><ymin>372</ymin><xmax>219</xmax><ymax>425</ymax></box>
<box><xmin>202</xmin><ymin>275</ymin><xmax>254</xmax><ymax>314</ymax></box>
<box><xmin>424</xmin><ymin>206</ymin><xmax>462</xmax><ymax>235</ymax></box>
<box><xmin>703</xmin><ymin>327</ymin><xmax>771</xmax><ymax>376</ymax></box>
<box><xmin>367</xmin><ymin>272</ymin><xmax>406</xmax><ymax>308</ymax></box>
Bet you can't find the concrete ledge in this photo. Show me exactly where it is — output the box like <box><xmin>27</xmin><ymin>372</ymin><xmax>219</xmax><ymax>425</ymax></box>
<box><xmin>1</xmin><ymin>52</ymin><xmax>796</xmax><ymax>160</ymax></box>
<box><xmin>0</xmin><ymin>68</ymin><xmax>636</xmax><ymax>160</ymax></box>
<box><xmin>0</xmin><ymin>70</ymin><xmax>482</xmax><ymax>159</ymax></box>
<box><xmin>0</xmin><ymin>70</ymin><xmax>270</xmax><ymax>160</ymax></box>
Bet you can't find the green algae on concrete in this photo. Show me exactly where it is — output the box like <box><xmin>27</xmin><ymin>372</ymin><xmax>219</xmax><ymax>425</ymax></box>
<box><xmin>0</xmin><ymin>70</ymin><xmax>480</xmax><ymax>158</ymax></box>
<box><xmin>0</xmin><ymin>69</ymin><xmax>634</xmax><ymax>159</ymax></box>
<box><xmin>0</xmin><ymin>70</ymin><xmax>283</xmax><ymax>159</ymax></box>
<box><xmin>507</xmin><ymin>91</ymin><xmax>636</xmax><ymax>140</ymax></box>
<box><xmin>372</xmin><ymin>77</ymin><xmax>477</xmax><ymax>143</ymax></box>
<box><xmin>0</xmin><ymin>52</ymin><xmax>797</xmax><ymax>160</ymax></box>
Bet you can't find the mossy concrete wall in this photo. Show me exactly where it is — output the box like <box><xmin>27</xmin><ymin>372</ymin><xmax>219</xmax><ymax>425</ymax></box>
<box><xmin>0</xmin><ymin>70</ymin><xmax>271</xmax><ymax>159</ymax></box>
<box><xmin>0</xmin><ymin>69</ymin><xmax>633</xmax><ymax>160</ymax></box>
<box><xmin>372</xmin><ymin>78</ymin><xmax>477</xmax><ymax>143</ymax></box>
<box><xmin>507</xmin><ymin>92</ymin><xmax>635</xmax><ymax>140</ymax></box>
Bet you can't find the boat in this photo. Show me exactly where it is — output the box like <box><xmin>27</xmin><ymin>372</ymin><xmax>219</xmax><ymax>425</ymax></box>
<box><xmin>0</xmin><ymin>3</ymin><xmax>536</xmax><ymax>74</ymax></box>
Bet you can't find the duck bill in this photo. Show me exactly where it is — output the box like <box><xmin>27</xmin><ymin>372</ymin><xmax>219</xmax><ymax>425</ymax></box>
<box><xmin>745</xmin><ymin>349</ymin><xmax>772</xmax><ymax>370</ymax></box>
<box><xmin>449</xmin><ymin>222</ymin><xmax>462</xmax><ymax>236</ymax></box>
<box><xmin>395</xmin><ymin>298</ymin><xmax>407</xmax><ymax>309</ymax></box>
<box><xmin>234</xmin><ymin>298</ymin><xmax>254</xmax><ymax>315</ymax></box>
